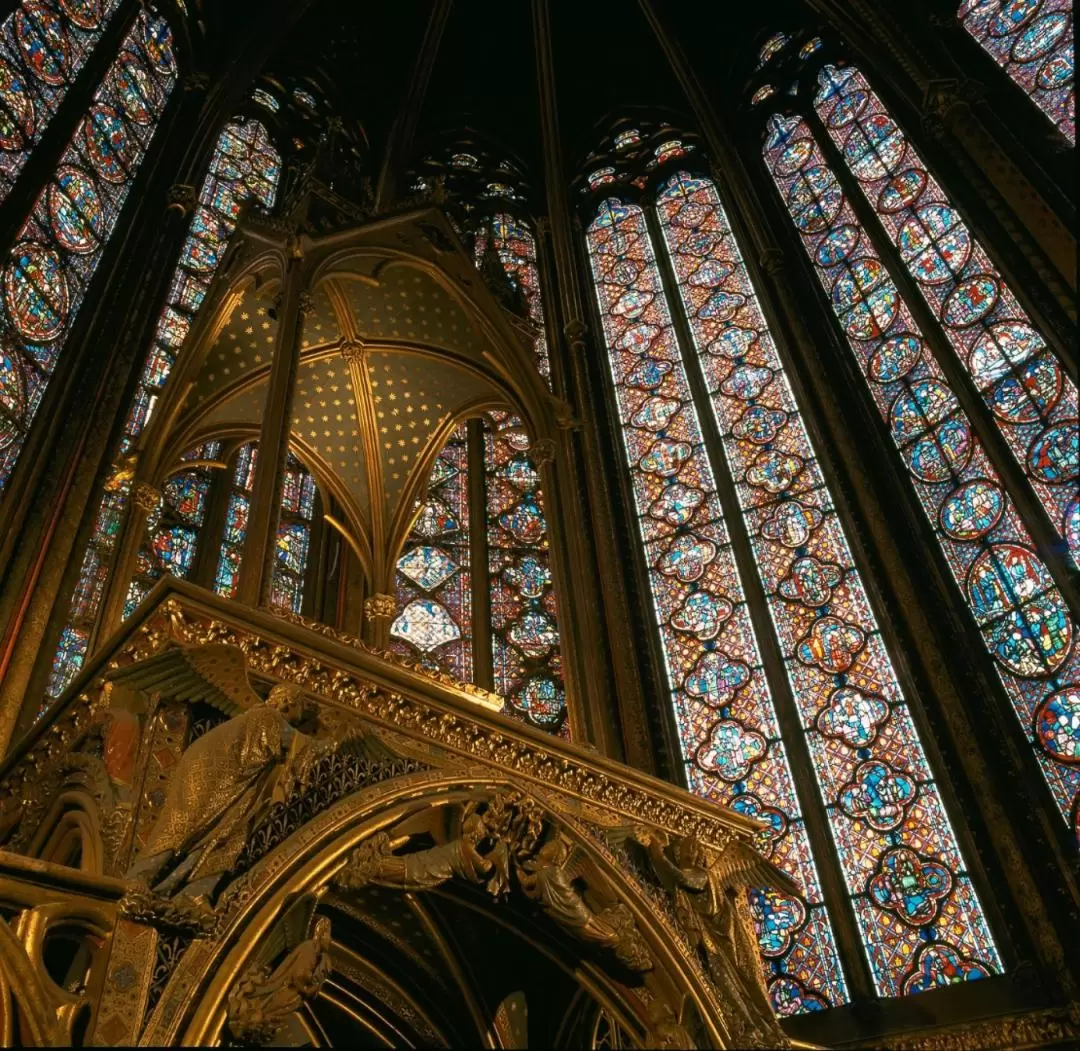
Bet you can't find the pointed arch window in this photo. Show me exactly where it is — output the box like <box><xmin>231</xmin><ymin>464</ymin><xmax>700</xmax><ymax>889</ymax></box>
<box><xmin>762</xmin><ymin>111</ymin><xmax>1079</xmax><ymax>843</ymax></box>
<box><xmin>270</xmin><ymin>451</ymin><xmax>317</xmax><ymax>614</ymax></box>
<box><xmin>0</xmin><ymin>0</ymin><xmax>125</xmax><ymax>202</ymax></box>
<box><xmin>813</xmin><ymin>64</ymin><xmax>1077</xmax><ymax>563</ymax></box>
<box><xmin>958</xmin><ymin>0</ymin><xmax>1074</xmax><ymax>143</ymax></box>
<box><xmin>0</xmin><ymin>6</ymin><xmax>176</xmax><ymax>492</ymax></box>
<box><xmin>47</xmin><ymin>116</ymin><xmax>280</xmax><ymax>698</ymax></box>
<box><xmin>584</xmin><ymin>136</ymin><xmax>999</xmax><ymax>1006</ymax></box>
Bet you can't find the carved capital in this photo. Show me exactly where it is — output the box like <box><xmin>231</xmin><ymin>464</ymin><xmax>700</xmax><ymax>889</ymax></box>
<box><xmin>758</xmin><ymin>248</ymin><xmax>785</xmax><ymax>276</ymax></box>
<box><xmin>340</xmin><ymin>339</ymin><xmax>365</xmax><ymax>365</ymax></box>
<box><xmin>530</xmin><ymin>438</ymin><xmax>556</xmax><ymax>467</ymax></box>
<box><xmin>132</xmin><ymin>483</ymin><xmax>162</xmax><ymax>516</ymax></box>
<box><xmin>563</xmin><ymin>318</ymin><xmax>587</xmax><ymax>351</ymax></box>
<box><xmin>166</xmin><ymin>183</ymin><xmax>197</xmax><ymax>216</ymax></box>
<box><xmin>297</xmin><ymin>290</ymin><xmax>315</xmax><ymax>317</ymax></box>
<box><xmin>364</xmin><ymin>593</ymin><xmax>396</xmax><ymax>619</ymax></box>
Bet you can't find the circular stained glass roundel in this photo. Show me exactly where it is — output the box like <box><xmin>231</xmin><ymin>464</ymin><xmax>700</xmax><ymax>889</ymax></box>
<box><xmin>787</xmin><ymin>166</ymin><xmax>842</xmax><ymax>232</ymax></box>
<box><xmin>983</xmin><ymin>590</ymin><xmax>1072</xmax><ymax>677</ymax></box>
<box><xmin>898</xmin><ymin>206</ymin><xmax>972</xmax><ymax>285</ymax></box>
<box><xmin>141</xmin><ymin>15</ymin><xmax>176</xmax><ymax>74</ymax></box>
<box><xmin>1012</xmin><ymin>13</ymin><xmax>1070</xmax><ymax>64</ymax></box>
<box><xmin>843</xmin><ymin>115</ymin><xmax>906</xmax><ymax>181</ymax></box>
<box><xmin>816</xmin><ymin>224</ymin><xmax>859</xmax><ymax>266</ymax></box>
<box><xmin>0</xmin><ymin>59</ymin><xmax>35</xmax><ymax>151</ymax></box>
<box><xmin>1028</xmin><ymin>422</ymin><xmax>1079</xmax><ymax>484</ymax></box>
<box><xmin>16</xmin><ymin>3</ymin><xmax>69</xmax><ymax>86</ymax></box>
<box><xmin>988</xmin><ymin>355</ymin><xmax>1063</xmax><ymax>423</ymax></box>
<box><xmin>773</xmin><ymin>137</ymin><xmax>814</xmax><ymax>176</ymax></box>
<box><xmin>48</xmin><ymin>166</ymin><xmax>105</xmax><ymax>254</ymax></box>
<box><xmin>827</xmin><ymin>89</ymin><xmax>868</xmax><ymax>128</ymax></box>
<box><xmin>869</xmin><ymin>334</ymin><xmax>922</xmax><ymax>382</ymax></box>
<box><xmin>113</xmin><ymin>51</ymin><xmax>160</xmax><ymax>125</ymax></box>
<box><xmin>905</xmin><ymin>417</ymin><xmax>973</xmax><ymax>482</ymax></box>
<box><xmin>1038</xmin><ymin>47</ymin><xmax>1074</xmax><ymax>90</ymax></box>
<box><xmin>59</xmin><ymin>0</ymin><xmax>103</xmax><ymax>30</ymax></box>
<box><xmin>969</xmin><ymin>321</ymin><xmax>1043</xmax><ymax>381</ymax></box>
<box><xmin>833</xmin><ymin>259</ymin><xmax>897</xmax><ymax>339</ymax></box>
<box><xmin>890</xmin><ymin>379</ymin><xmax>957</xmax><ymax>442</ymax></box>
<box><xmin>1034</xmin><ymin>687</ymin><xmax>1080</xmax><ymax>764</ymax></box>
<box><xmin>989</xmin><ymin>0</ymin><xmax>1042</xmax><ymax>36</ymax></box>
<box><xmin>878</xmin><ymin>169</ymin><xmax>928</xmax><ymax>213</ymax></box>
<box><xmin>3</xmin><ymin>241</ymin><xmax>69</xmax><ymax>343</ymax></box>
<box><xmin>85</xmin><ymin>105</ymin><xmax>134</xmax><ymax>183</ymax></box>
<box><xmin>942</xmin><ymin>275</ymin><xmax>1000</xmax><ymax>328</ymax></box>
<box><xmin>940</xmin><ymin>479</ymin><xmax>1005</xmax><ymax>540</ymax></box>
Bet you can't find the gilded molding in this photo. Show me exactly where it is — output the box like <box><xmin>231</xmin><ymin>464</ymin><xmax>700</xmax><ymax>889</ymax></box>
<box><xmin>362</xmin><ymin>592</ymin><xmax>396</xmax><ymax>619</ymax></box>
<box><xmin>132</xmin><ymin>482</ymin><xmax>163</xmax><ymax>515</ymax></box>
<box><xmin>882</xmin><ymin>1004</ymin><xmax>1080</xmax><ymax>1050</ymax></box>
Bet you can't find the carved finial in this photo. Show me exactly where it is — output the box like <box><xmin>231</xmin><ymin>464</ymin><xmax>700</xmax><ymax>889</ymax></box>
<box><xmin>166</xmin><ymin>183</ymin><xmax>197</xmax><ymax>217</ymax></box>
<box><xmin>364</xmin><ymin>593</ymin><xmax>396</xmax><ymax>619</ymax></box>
<box><xmin>132</xmin><ymin>483</ymin><xmax>162</xmax><ymax>516</ymax></box>
<box><xmin>530</xmin><ymin>438</ymin><xmax>556</xmax><ymax>467</ymax></box>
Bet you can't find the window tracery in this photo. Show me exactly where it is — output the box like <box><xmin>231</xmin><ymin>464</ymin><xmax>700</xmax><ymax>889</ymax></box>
<box><xmin>583</xmin><ymin>122</ymin><xmax>1000</xmax><ymax>1007</ymax></box>
<box><xmin>0</xmin><ymin>0</ymin><xmax>124</xmax><ymax>203</ymax></box>
<box><xmin>47</xmin><ymin>116</ymin><xmax>280</xmax><ymax>698</ymax></box>
<box><xmin>958</xmin><ymin>0</ymin><xmax>1074</xmax><ymax>143</ymax></box>
<box><xmin>762</xmin><ymin>108</ymin><xmax>1079</xmax><ymax>844</ymax></box>
<box><xmin>0</xmin><ymin>6</ymin><xmax>176</xmax><ymax>493</ymax></box>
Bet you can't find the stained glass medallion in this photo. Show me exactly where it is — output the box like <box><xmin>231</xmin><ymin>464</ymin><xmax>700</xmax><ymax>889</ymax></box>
<box><xmin>764</xmin><ymin>111</ymin><xmax>1080</xmax><ymax>848</ymax></box>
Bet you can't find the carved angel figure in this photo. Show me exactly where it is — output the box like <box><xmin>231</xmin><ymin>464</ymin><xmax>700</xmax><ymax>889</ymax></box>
<box><xmin>615</xmin><ymin>827</ymin><xmax>796</xmax><ymax>1048</ymax></box>
<box><xmin>227</xmin><ymin>916</ymin><xmax>332</xmax><ymax>1045</ymax></box>
<box><xmin>336</xmin><ymin>806</ymin><xmax>509</xmax><ymax>897</ymax></box>
<box><xmin>126</xmin><ymin>666</ymin><xmax>328</xmax><ymax>905</ymax></box>
<box><xmin>517</xmin><ymin>837</ymin><xmax>652</xmax><ymax>972</ymax></box>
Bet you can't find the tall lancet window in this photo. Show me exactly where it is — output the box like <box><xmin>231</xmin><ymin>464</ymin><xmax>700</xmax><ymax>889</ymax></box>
<box><xmin>48</xmin><ymin>117</ymin><xmax>280</xmax><ymax>698</ymax></box>
<box><xmin>813</xmin><ymin>65</ymin><xmax>1078</xmax><ymax>565</ymax></box>
<box><xmin>583</xmin><ymin>127</ymin><xmax>999</xmax><ymax>1009</ymax></box>
<box><xmin>393</xmin><ymin>145</ymin><xmax>567</xmax><ymax>734</ymax></box>
<box><xmin>0</xmin><ymin>6</ymin><xmax>176</xmax><ymax>492</ymax></box>
<box><xmin>0</xmin><ymin>0</ymin><xmax>124</xmax><ymax>202</ymax></box>
<box><xmin>958</xmin><ymin>0</ymin><xmax>1074</xmax><ymax>143</ymax></box>
<box><xmin>762</xmin><ymin>75</ymin><xmax>1079</xmax><ymax>845</ymax></box>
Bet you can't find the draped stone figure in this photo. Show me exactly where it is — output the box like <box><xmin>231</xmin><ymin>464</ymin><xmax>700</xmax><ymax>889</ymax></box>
<box><xmin>127</xmin><ymin>682</ymin><xmax>326</xmax><ymax>905</ymax></box>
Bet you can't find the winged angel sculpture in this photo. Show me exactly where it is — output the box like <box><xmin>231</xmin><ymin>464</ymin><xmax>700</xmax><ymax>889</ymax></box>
<box><xmin>123</xmin><ymin>644</ymin><xmax>378</xmax><ymax>908</ymax></box>
<box><xmin>609</xmin><ymin>826</ymin><xmax>797</xmax><ymax>1048</ymax></box>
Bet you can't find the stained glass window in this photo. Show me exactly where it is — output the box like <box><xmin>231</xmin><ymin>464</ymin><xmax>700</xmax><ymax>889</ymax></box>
<box><xmin>0</xmin><ymin>6</ymin><xmax>177</xmax><ymax>493</ymax></box>
<box><xmin>656</xmin><ymin>170</ymin><xmax>999</xmax><ymax>998</ymax></box>
<box><xmin>0</xmin><ymin>0</ymin><xmax>124</xmax><ymax>203</ymax></box>
<box><xmin>122</xmin><ymin>439</ymin><xmax>220</xmax><ymax>617</ymax></box>
<box><xmin>475</xmin><ymin>213</ymin><xmax>551</xmax><ymax>384</ymax></box>
<box><xmin>586</xmin><ymin>196</ymin><xmax>847</xmax><ymax>1014</ymax></box>
<box><xmin>47</xmin><ymin>116</ymin><xmax>280</xmax><ymax>698</ymax></box>
<box><xmin>269</xmin><ymin>452</ymin><xmax>316</xmax><ymax>614</ymax></box>
<box><xmin>213</xmin><ymin>441</ymin><xmax>257</xmax><ymax>599</ymax></box>
<box><xmin>814</xmin><ymin>65</ymin><xmax>1078</xmax><ymax>564</ymax></box>
<box><xmin>958</xmin><ymin>0</ymin><xmax>1074</xmax><ymax>143</ymax></box>
<box><xmin>391</xmin><ymin>425</ymin><xmax>473</xmax><ymax>682</ymax></box>
<box><xmin>484</xmin><ymin>411</ymin><xmax>566</xmax><ymax>734</ymax></box>
<box><xmin>763</xmin><ymin>112</ymin><xmax>1080</xmax><ymax>845</ymax></box>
